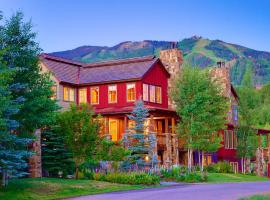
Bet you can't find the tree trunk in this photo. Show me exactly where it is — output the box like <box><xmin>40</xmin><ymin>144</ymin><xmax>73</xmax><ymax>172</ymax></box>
<box><xmin>1</xmin><ymin>170</ymin><xmax>7</xmax><ymax>187</ymax></box>
<box><xmin>201</xmin><ymin>151</ymin><xmax>204</xmax><ymax>172</ymax></box>
<box><xmin>75</xmin><ymin>162</ymin><xmax>79</xmax><ymax>179</ymax></box>
<box><xmin>198</xmin><ymin>151</ymin><xmax>201</xmax><ymax>172</ymax></box>
<box><xmin>187</xmin><ymin>148</ymin><xmax>193</xmax><ymax>173</ymax></box>
<box><xmin>241</xmin><ymin>157</ymin><xmax>244</xmax><ymax>174</ymax></box>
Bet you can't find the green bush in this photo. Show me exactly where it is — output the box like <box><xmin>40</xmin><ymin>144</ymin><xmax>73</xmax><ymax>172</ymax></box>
<box><xmin>93</xmin><ymin>172</ymin><xmax>160</xmax><ymax>185</ymax></box>
<box><xmin>205</xmin><ymin>161</ymin><xmax>233</xmax><ymax>173</ymax></box>
<box><xmin>177</xmin><ymin>172</ymin><xmax>208</xmax><ymax>183</ymax></box>
<box><xmin>160</xmin><ymin>166</ymin><xmax>187</xmax><ymax>179</ymax></box>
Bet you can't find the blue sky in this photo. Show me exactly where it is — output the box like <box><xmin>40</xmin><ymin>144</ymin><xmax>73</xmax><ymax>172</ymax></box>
<box><xmin>1</xmin><ymin>0</ymin><xmax>270</xmax><ymax>52</ymax></box>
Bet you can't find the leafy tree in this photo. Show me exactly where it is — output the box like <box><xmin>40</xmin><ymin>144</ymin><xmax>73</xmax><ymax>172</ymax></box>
<box><xmin>0</xmin><ymin>12</ymin><xmax>32</xmax><ymax>187</ymax></box>
<box><xmin>41</xmin><ymin>127</ymin><xmax>74</xmax><ymax>177</ymax></box>
<box><xmin>0</xmin><ymin>11</ymin><xmax>58</xmax><ymax>137</ymax></box>
<box><xmin>171</xmin><ymin>66</ymin><xmax>228</xmax><ymax>172</ymax></box>
<box><xmin>57</xmin><ymin>104</ymin><xmax>100</xmax><ymax>179</ymax></box>
<box><xmin>123</xmin><ymin>100</ymin><xmax>158</xmax><ymax>169</ymax></box>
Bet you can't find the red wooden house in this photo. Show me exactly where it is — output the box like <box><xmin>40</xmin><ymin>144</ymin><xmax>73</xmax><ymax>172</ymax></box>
<box><xmin>37</xmin><ymin>48</ymin><xmax>254</xmax><ymax>175</ymax></box>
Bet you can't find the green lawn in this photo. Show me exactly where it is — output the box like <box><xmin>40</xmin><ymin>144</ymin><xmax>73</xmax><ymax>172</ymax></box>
<box><xmin>0</xmin><ymin>178</ymin><xmax>147</xmax><ymax>200</ymax></box>
<box><xmin>239</xmin><ymin>193</ymin><xmax>270</xmax><ymax>200</ymax></box>
<box><xmin>207</xmin><ymin>173</ymin><xmax>270</xmax><ymax>183</ymax></box>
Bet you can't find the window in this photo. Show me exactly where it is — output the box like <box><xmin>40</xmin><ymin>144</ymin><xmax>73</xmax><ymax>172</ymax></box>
<box><xmin>63</xmin><ymin>86</ymin><xmax>75</xmax><ymax>102</ymax></box>
<box><xmin>233</xmin><ymin>105</ymin><xmax>238</xmax><ymax>122</ymax></box>
<box><xmin>143</xmin><ymin>84</ymin><xmax>149</xmax><ymax>101</ymax></box>
<box><xmin>91</xmin><ymin>87</ymin><xmax>99</xmax><ymax>104</ymax></box>
<box><xmin>127</xmin><ymin>83</ymin><xmax>135</xmax><ymax>102</ymax></box>
<box><xmin>230</xmin><ymin>162</ymin><xmax>238</xmax><ymax>173</ymax></box>
<box><xmin>51</xmin><ymin>85</ymin><xmax>57</xmax><ymax>100</ymax></box>
<box><xmin>108</xmin><ymin>85</ymin><xmax>117</xmax><ymax>103</ymax></box>
<box><xmin>156</xmin><ymin>86</ymin><xmax>162</xmax><ymax>104</ymax></box>
<box><xmin>149</xmin><ymin>85</ymin><xmax>155</xmax><ymax>103</ymax></box>
<box><xmin>109</xmin><ymin>119</ymin><xmax>118</xmax><ymax>142</ymax></box>
<box><xmin>79</xmin><ymin>88</ymin><xmax>87</xmax><ymax>104</ymax></box>
<box><xmin>224</xmin><ymin>130</ymin><xmax>237</xmax><ymax>149</ymax></box>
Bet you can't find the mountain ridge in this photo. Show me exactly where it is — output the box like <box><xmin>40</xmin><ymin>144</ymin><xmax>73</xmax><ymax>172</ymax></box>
<box><xmin>50</xmin><ymin>37</ymin><xmax>270</xmax><ymax>86</ymax></box>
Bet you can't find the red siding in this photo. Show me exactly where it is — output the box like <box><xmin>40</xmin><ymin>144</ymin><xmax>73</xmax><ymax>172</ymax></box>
<box><xmin>71</xmin><ymin>61</ymin><xmax>169</xmax><ymax>112</ymax></box>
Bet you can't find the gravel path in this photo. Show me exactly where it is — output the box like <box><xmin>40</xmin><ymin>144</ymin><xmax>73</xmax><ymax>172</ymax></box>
<box><xmin>67</xmin><ymin>181</ymin><xmax>270</xmax><ymax>200</ymax></box>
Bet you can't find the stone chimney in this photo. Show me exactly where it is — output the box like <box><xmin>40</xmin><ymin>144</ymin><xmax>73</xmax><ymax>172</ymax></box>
<box><xmin>211</xmin><ymin>61</ymin><xmax>231</xmax><ymax>98</ymax></box>
<box><xmin>159</xmin><ymin>48</ymin><xmax>183</xmax><ymax>109</ymax></box>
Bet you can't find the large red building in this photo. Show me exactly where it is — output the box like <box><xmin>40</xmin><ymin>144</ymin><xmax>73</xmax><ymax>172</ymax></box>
<box><xmin>38</xmin><ymin>48</ymin><xmax>244</xmax><ymax>174</ymax></box>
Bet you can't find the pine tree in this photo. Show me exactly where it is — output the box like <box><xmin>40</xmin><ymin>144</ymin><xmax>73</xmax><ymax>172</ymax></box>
<box><xmin>0</xmin><ymin>32</ymin><xmax>31</xmax><ymax>186</ymax></box>
<box><xmin>41</xmin><ymin>127</ymin><xmax>74</xmax><ymax>177</ymax></box>
<box><xmin>123</xmin><ymin>100</ymin><xmax>158</xmax><ymax>170</ymax></box>
<box><xmin>0</xmin><ymin>11</ymin><xmax>58</xmax><ymax>137</ymax></box>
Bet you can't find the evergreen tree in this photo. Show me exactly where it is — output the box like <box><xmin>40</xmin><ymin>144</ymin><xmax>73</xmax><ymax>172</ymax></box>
<box><xmin>0</xmin><ymin>11</ymin><xmax>58</xmax><ymax>137</ymax></box>
<box><xmin>171</xmin><ymin>66</ymin><xmax>228</xmax><ymax>172</ymax></box>
<box><xmin>41</xmin><ymin>127</ymin><xmax>74</xmax><ymax>177</ymax></box>
<box><xmin>123</xmin><ymin>100</ymin><xmax>158</xmax><ymax>169</ymax></box>
<box><xmin>0</xmin><ymin>24</ymin><xmax>31</xmax><ymax>186</ymax></box>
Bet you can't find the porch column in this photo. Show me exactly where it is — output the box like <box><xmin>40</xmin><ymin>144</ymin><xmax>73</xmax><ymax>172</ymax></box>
<box><xmin>104</xmin><ymin>117</ymin><xmax>110</xmax><ymax>140</ymax></box>
<box><xmin>150</xmin><ymin>114</ymin><xmax>158</xmax><ymax>159</ymax></box>
<box><xmin>256</xmin><ymin>134</ymin><xmax>265</xmax><ymax>176</ymax></box>
<box><xmin>29</xmin><ymin>129</ymin><xmax>42</xmax><ymax>178</ymax></box>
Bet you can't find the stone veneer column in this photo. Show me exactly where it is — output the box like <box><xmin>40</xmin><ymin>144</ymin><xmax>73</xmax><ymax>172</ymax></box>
<box><xmin>29</xmin><ymin>129</ymin><xmax>42</xmax><ymax>178</ymax></box>
<box><xmin>159</xmin><ymin>49</ymin><xmax>183</xmax><ymax>110</ymax></box>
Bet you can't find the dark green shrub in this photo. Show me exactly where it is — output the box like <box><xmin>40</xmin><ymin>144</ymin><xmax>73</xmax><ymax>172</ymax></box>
<box><xmin>176</xmin><ymin>172</ymin><xmax>208</xmax><ymax>183</ymax></box>
<box><xmin>205</xmin><ymin>161</ymin><xmax>233</xmax><ymax>173</ymax></box>
<box><xmin>93</xmin><ymin>172</ymin><xmax>160</xmax><ymax>185</ymax></box>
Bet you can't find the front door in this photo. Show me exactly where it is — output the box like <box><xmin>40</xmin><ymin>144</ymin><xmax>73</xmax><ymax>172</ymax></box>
<box><xmin>109</xmin><ymin>119</ymin><xmax>118</xmax><ymax>141</ymax></box>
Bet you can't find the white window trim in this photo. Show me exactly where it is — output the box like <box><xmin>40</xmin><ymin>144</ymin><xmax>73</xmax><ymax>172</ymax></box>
<box><xmin>126</xmin><ymin>83</ymin><xmax>136</xmax><ymax>102</ymax></box>
<box><xmin>143</xmin><ymin>83</ymin><xmax>149</xmax><ymax>102</ymax></box>
<box><xmin>108</xmin><ymin>84</ymin><xmax>117</xmax><ymax>104</ymax></box>
<box><xmin>90</xmin><ymin>86</ymin><xmax>99</xmax><ymax>105</ymax></box>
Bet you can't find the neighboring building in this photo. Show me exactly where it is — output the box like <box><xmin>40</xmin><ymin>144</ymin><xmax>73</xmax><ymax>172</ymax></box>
<box><xmin>37</xmin><ymin>48</ymin><xmax>243</xmax><ymax>175</ymax></box>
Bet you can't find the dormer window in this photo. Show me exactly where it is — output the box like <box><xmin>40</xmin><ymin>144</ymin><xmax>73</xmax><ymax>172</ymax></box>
<box><xmin>127</xmin><ymin>83</ymin><xmax>135</xmax><ymax>102</ymax></box>
<box><xmin>108</xmin><ymin>85</ymin><xmax>117</xmax><ymax>103</ymax></box>
<box><xmin>63</xmin><ymin>86</ymin><xmax>75</xmax><ymax>102</ymax></box>
<box><xmin>91</xmin><ymin>87</ymin><xmax>99</xmax><ymax>104</ymax></box>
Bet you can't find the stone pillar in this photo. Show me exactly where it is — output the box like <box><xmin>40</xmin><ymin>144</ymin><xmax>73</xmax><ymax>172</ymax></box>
<box><xmin>29</xmin><ymin>129</ymin><xmax>42</xmax><ymax>178</ymax></box>
<box><xmin>165</xmin><ymin>132</ymin><xmax>172</xmax><ymax>167</ymax></box>
<box><xmin>150</xmin><ymin>115</ymin><xmax>158</xmax><ymax>157</ymax></box>
<box><xmin>159</xmin><ymin>49</ymin><xmax>183</xmax><ymax>110</ymax></box>
<box><xmin>255</xmin><ymin>147</ymin><xmax>265</xmax><ymax>176</ymax></box>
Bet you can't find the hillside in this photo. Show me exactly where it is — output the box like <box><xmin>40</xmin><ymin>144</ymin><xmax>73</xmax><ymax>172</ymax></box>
<box><xmin>51</xmin><ymin>37</ymin><xmax>270</xmax><ymax>86</ymax></box>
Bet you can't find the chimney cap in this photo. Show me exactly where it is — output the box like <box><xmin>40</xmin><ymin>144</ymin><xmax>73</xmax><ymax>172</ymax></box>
<box><xmin>217</xmin><ymin>61</ymin><xmax>225</xmax><ymax>68</ymax></box>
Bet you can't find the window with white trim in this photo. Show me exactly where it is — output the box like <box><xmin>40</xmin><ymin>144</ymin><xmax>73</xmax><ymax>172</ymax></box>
<box><xmin>155</xmin><ymin>86</ymin><xmax>162</xmax><ymax>104</ymax></box>
<box><xmin>127</xmin><ymin>83</ymin><xmax>136</xmax><ymax>102</ymax></box>
<box><xmin>63</xmin><ymin>86</ymin><xmax>75</xmax><ymax>102</ymax></box>
<box><xmin>149</xmin><ymin>85</ymin><xmax>155</xmax><ymax>103</ymax></box>
<box><xmin>91</xmin><ymin>87</ymin><xmax>99</xmax><ymax>104</ymax></box>
<box><xmin>108</xmin><ymin>85</ymin><xmax>117</xmax><ymax>103</ymax></box>
<box><xmin>224</xmin><ymin>130</ymin><xmax>237</xmax><ymax>149</ymax></box>
<box><xmin>79</xmin><ymin>88</ymin><xmax>87</xmax><ymax>104</ymax></box>
<box><xmin>143</xmin><ymin>84</ymin><xmax>149</xmax><ymax>101</ymax></box>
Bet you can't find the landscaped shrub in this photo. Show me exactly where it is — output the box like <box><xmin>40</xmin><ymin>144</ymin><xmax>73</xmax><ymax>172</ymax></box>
<box><xmin>205</xmin><ymin>161</ymin><xmax>233</xmax><ymax>173</ymax></box>
<box><xmin>92</xmin><ymin>172</ymin><xmax>160</xmax><ymax>185</ymax></box>
<box><xmin>176</xmin><ymin>172</ymin><xmax>208</xmax><ymax>183</ymax></box>
<box><xmin>160</xmin><ymin>166</ymin><xmax>187</xmax><ymax>179</ymax></box>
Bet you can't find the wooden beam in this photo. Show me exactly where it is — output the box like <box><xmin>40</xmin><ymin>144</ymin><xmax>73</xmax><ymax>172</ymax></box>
<box><xmin>165</xmin><ymin>118</ymin><xmax>169</xmax><ymax>133</ymax></box>
<box><xmin>172</xmin><ymin>118</ymin><xmax>175</xmax><ymax>134</ymax></box>
<box><xmin>124</xmin><ymin>115</ymin><xmax>128</xmax><ymax>131</ymax></box>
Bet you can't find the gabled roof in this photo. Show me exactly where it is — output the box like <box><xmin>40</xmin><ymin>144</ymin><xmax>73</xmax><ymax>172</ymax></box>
<box><xmin>39</xmin><ymin>54</ymin><xmax>168</xmax><ymax>85</ymax></box>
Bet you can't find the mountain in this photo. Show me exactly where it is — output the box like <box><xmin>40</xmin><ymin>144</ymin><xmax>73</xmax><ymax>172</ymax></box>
<box><xmin>50</xmin><ymin>37</ymin><xmax>270</xmax><ymax>86</ymax></box>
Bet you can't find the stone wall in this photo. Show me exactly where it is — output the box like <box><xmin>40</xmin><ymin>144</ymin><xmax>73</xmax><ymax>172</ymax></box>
<box><xmin>29</xmin><ymin>129</ymin><xmax>42</xmax><ymax>178</ymax></box>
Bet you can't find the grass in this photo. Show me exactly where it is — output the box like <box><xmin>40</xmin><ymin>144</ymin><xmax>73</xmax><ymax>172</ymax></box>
<box><xmin>207</xmin><ymin>173</ymin><xmax>270</xmax><ymax>183</ymax></box>
<box><xmin>239</xmin><ymin>193</ymin><xmax>270</xmax><ymax>200</ymax></box>
<box><xmin>0</xmin><ymin>178</ymin><xmax>148</xmax><ymax>200</ymax></box>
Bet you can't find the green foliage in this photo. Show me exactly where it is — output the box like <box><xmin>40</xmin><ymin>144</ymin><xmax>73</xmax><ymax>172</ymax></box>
<box><xmin>176</xmin><ymin>172</ymin><xmax>208</xmax><ymax>183</ymax></box>
<box><xmin>41</xmin><ymin>128</ymin><xmax>74</xmax><ymax>177</ymax></box>
<box><xmin>205</xmin><ymin>161</ymin><xmax>233</xmax><ymax>173</ymax></box>
<box><xmin>56</xmin><ymin>103</ymin><xmax>100</xmax><ymax>178</ymax></box>
<box><xmin>93</xmin><ymin>172</ymin><xmax>160</xmax><ymax>185</ymax></box>
<box><xmin>0</xmin><ymin>11</ymin><xmax>58</xmax><ymax>137</ymax></box>
<box><xmin>171</xmin><ymin>65</ymin><xmax>228</xmax><ymax>171</ymax></box>
<box><xmin>123</xmin><ymin>100</ymin><xmax>158</xmax><ymax>169</ymax></box>
<box><xmin>160</xmin><ymin>166</ymin><xmax>188</xmax><ymax>179</ymax></box>
<box><xmin>96</xmin><ymin>138</ymin><xmax>129</xmax><ymax>161</ymax></box>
